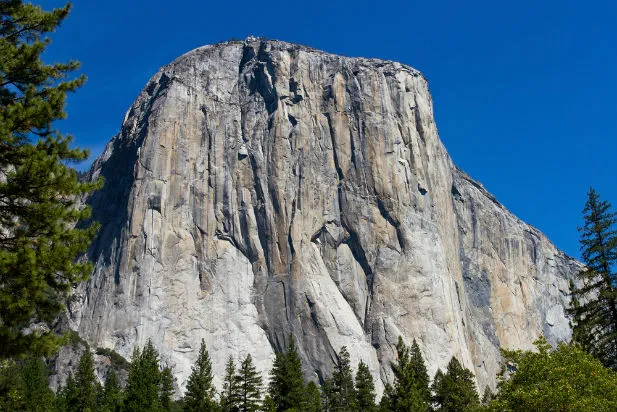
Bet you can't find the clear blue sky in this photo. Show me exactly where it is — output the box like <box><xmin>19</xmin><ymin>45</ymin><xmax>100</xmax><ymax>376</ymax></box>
<box><xmin>39</xmin><ymin>0</ymin><xmax>616</xmax><ymax>260</ymax></box>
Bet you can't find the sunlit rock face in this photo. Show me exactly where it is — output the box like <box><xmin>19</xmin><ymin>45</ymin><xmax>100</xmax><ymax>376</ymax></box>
<box><xmin>70</xmin><ymin>38</ymin><xmax>580</xmax><ymax>394</ymax></box>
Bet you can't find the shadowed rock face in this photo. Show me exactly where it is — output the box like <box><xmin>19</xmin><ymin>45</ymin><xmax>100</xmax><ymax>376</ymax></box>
<box><xmin>70</xmin><ymin>38</ymin><xmax>580</xmax><ymax>393</ymax></box>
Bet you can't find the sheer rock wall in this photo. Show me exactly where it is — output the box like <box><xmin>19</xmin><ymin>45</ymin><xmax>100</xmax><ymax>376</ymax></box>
<box><xmin>70</xmin><ymin>39</ymin><xmax>580</xmax><ymax>393</ymax></box>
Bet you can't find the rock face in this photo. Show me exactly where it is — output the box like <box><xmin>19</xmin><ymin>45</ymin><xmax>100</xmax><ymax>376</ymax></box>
<box><xmin>71</xmin><ymin>38</ymin><xmax>580</xmax><ymax>394</ymax></box>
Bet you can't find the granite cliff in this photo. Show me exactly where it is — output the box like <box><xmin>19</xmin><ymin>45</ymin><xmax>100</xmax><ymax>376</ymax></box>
<box><xmin>68</xmin><ymin>38</ymin><xmax>580</xmax><ymax>394</ymax></box>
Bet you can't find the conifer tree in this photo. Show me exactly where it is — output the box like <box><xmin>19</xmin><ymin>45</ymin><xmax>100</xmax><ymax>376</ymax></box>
<box><xmin>160</xmin><ymin>366</ymin><xmax>176</xmax><ymax>411</ymax></box>
<box><xmin>320</xmin><ymin>378</ymin><xmax>334</xmax><ymax>412</ymax></box>
<box><xmin>354</xmin><ymin>360</ymin><xmax>376</xmax><ymax>411</ymax></box>
<box><xmin>184</xmin><ymin>339</ymin><xmax>216</xmax><ymax>411</ymax></box>
<box><xmin>380</xmin><ymin>337</ymin><xmax>430</xmax><ymax>411</ymax></box>
<box><xmin>75</xmin><ymin>348</ymin><xmax>101</xmax><ymax>411</ymax></box>
<box><xmin>220</xmin><ymin>356</ymin><xmax>240</xmax><ymax>412</ymax></box>
<box><xmin>237</xmin><ymin>354</ymin><xmax>262</xmax><ymax>412</ymax></box>
<box><xmin>329</xmin><ymin>346</ymin><xmax>356</xmax><ymax>411</ymax></box>
<box><xmin>304</xmin><ymin>381</ymin><xmax>322</xmax><ymax>412</ymax></box>
<box><xmin>101</xmin><ymin>369</ymin><xmax>123</xmax><ymax>412</ymax></box>
<box><xmin>481</xmin><ymin>386</ymin><xmax>494</xmax><ymax>406</ymax></box>
<box><xmin>0</xmin><ymin>359</ymin><xmax>22</xmax><ymax>410</ymax></box>
<box><xmin>124</xmin><ymin>340</ymin><xmax>163</xmax><ymax>411</ymax></box>
<box><xmin>57</xmin><ymin>372</ymin><xmax>79</xmax><ymax>412</ymax></box>
<box><xmin>268</xmin><ymin>337</ymin><xmax>305</xmax><ymax>411</ymax></box>
<box><xmin>0</xmin><ymin>0</ymin><xmax>101</xmax><ymax>358</ymax></box>
<box><xmin>431</xmin><ymin>357</ymin><xmax>479</xmax><ymax>411</ymax></box>
<box><xmin>569</xmin><ymin>188</ymin><xmax>617</xmax><ymax>369</ymax></box>
<box><xmin>19</xmin><ymin>357</ymin><xmax>55</xmax><ymax>412</ymax></box>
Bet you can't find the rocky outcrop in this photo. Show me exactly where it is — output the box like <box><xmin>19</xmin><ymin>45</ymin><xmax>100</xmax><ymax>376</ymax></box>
<box><xmin>69</xmin><ymin>38</ymin><xmax>580</xmax><ymax>394</ymax></box>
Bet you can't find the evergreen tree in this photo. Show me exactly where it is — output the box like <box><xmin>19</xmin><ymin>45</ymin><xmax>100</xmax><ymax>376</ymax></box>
<box><xmin>268</xmin><ymin>337</ymin><xmax>305</xmax><ymax>411</ymax></box>
<box><xmin>0</xmin><ymin>359</ymin><xmax>23</xmax><ymax>410</ymax></box>
<box><xmin>124</xmin><ymin>340</ymin><xmax>163</xmax><ymax>411</ymax></box>
<box><xmin>237</xmin><ymin>354</ymin><xmax>262</xmax><ymax>412</ymax></box>
<box><xmin>354</xmin><ymin>360</ymin><xmax>376</xmax><ymax>411</ymax></box>
<box><xmin>160</xmin><ymin>366</ymin><xmax>176</xmax><ymax>411</ymax></box>
<box><xmin>320</xmin><ymin>378</ymin><xmax>333</xmax><ymax>412</ymax></box>
<box><xmin>57</xmin><ymin>373</ymin><xmax>79</xmax><ymax>412</ymax></box>
<box><xmin>569</xmin><ymin>188</ymin><xmax>617</xmax><ymax>369</ymax></box>
<box><xmin>75</xmin><ymin>348</ymin><xmax>101</xmax><ymax>411</ymax></box>
<box><xmin>0</xmin><ymin>0</ymin><xmax>101</xmax><ymax>359</ymax></box>
<box><xmin>220</xmin><ymin>356</ymin><xmax>240</xmax><ymax>412</ymax></box>
<box><xmin>431</xmin><ymin>357</ymin><xmax>479</xmax><ymax>411</ymax></box>
<box><xmin>481</xmin><ymin>386</ymin><xmax>493</xmax><ymax>405</ymax></box>
<box><xmin>304</xmin><ymin>381</ymin><xmax>322</xmax><ymax>412</ymax></box>
<box><xmin>184</xmin><ymin>339</ymin><xmax>216</xmax><ymax>411</ymax></box>
<box><xmin>329</xmin><ymin>346</ymin><xmax>356</xmax><ymax>411</ymax></box>
<box><xmin>19</xmin><ymin>357</ymin><xmax>55</xmax><ymax>411</ymax></box>
<box><xmin>380</xmin><ymin>337</ymin><xmax>430</xmax><ymax>411</ymax></box>
<box><xmin>101</xmin><ymin>369</ymin><xmax>123</xmax><ymax>412</ymax></box>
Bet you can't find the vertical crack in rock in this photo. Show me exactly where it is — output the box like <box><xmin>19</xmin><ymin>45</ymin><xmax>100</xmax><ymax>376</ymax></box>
<box><xmin>376</xmin><ymin>197</ymin><xmax>405</xmax><ymax>251</ymax></box>
<box><xmin>324</xmin><ymin>112</ymin><xmax>344</xmax><ymax>181</ymax></box>
<box><xmin>287</xmin><ymin>199</ymin><xmax>296</xmax><ymax>258</ymax></box>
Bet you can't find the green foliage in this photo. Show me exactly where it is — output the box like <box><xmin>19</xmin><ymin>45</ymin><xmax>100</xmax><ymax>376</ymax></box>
<box><xmin>96</xmin><ymin>347</ymin><xmax>131</xmax><ymax>371</ymax></box>
<box><xmin>268</xmin><ymin>337</ymin><xmax>305</xmax><ymax>411</ymax></box>
<box><xmin>481</xmin><ymin>386</ymin><xmax>494</xmax><ymax>406</ymax></box>
<box><xmin>304</xmin><ymin>381</ymin><xmax>322</xmax><ymax>412</ymax></box>
<box><xmin>0</xmin><ymin>359</ymin><xmax>23</xmax><ymax>410</ymax></box>
<box><xmin>220</xmin><ymin>356</ymin><xmax>240</xmax><ymax>412</ymax></box>
<box><xmin>432</xmin><ymin>357</ymin><xmax>479</xmax><ymax>412</ymax></box>
<box><xmin>568</xmin><ymin>187</ymin><xmax>617</xmax><ymax>369</ymax></box>
<box><xmin>101</xmin><ymin>369</ymin><xmax>123</xmax><ymax>412</ymax></box>
<box><xmin>160</xmin><ymin>366</ymin><xmax>176</xmax><ymax>411</ymax></box>
<box><xmin>328</xmin><ymin>346</ymin><xmax>356</xmax><ymax>411</ymax></box>
<box><xmin>183</xmin><ymin>339</ymin><xmax>217</xmax><ymax>411</ymax></box>
<box><xmin>489</xmin><ymin>337</ymin><xmax>617</xmax><ymax>411</ymax></box>
<box><xmin>320</xmin><ymin>377</ymin><xmax>333</xmax><ymax>412</ymax></box>
<box><xmin>237</xmin><ymin>354</ymin><xmax>262</xmax><ymax>412</ymax></box>
<box><xmin>380</xmin><ymin>337</ymin><xmax>430</xmax><ymax>412</ymax></box>
<box><xmin>20</xmin><ymin>357</ymin><xmax>55</xmax><ymax>411</ymax></box>
<box><xmin>75</xmin><ymin>348</ymin><xmax>101</xmax><ymax>411</ymax></box>
<box><xmin>0</xmin><ymin>0</ymin><xmax>101</xmax><ymax>358</ymax></box>
<box><xmin>0</xmin><ymin>357</ymin><xmax>56</xmax><ymax>411</ymax></box>
<box><xmin>57</xmin><ymin>372</ymin><xmax>79</xmax><ymax>411</ymax></box>
<box><xmin>124</xmin><ymin>340</ymin><xmax>164</xmax><ymax>411</ymax></box>
<box><xmin>354</xmin><ymin>360</ymin><xmax>376</xmax><ymax>411</ymax></box>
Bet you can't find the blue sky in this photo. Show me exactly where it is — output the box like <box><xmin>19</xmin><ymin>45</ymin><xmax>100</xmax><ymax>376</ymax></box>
<box><xmin>39</xmin><ymin>0</ymin><xmax>616</xmax><ymax>259</ymax></box>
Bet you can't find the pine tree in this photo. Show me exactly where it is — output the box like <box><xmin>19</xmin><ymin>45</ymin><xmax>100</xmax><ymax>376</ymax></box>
<box><xmin>101</xmin><ymin>369</ymin><xmax>123</xmax><ymax>412</ymax></box>
<box><xmin>0</xmin><ymin>359</ymin><xmax>23</xmax><ymax>410</ymax></box>
<box><xmin>220</xmin><ymin>356</ymin><xmax>240</xmax><ymax>412</ymax></box>
<box><xmin>320</xmin><ymin>378</ymin><xmax>334</xmax><ymax>412</ymax></box>
<box><xmin>160</xmin><ymin>366</ymin><xmax>176</xmax><ymax>411</ymax></box>
<box><xmin>354</xmin><ymin>360</ymin><xmax>376</xmax><ymax>411</ymax></box>
<box><xmin>380</xmin><ymin>336</ymin><xmax>430</xmax><ymax>411</ymax></box>
<box><xmin>0</xmin><ymin>0</ymin><xmax>101</xmax><ymax>359</ymax></box>
<box><xmin>481</xmin><ymin>386</ymin><xmax>494</xmax><ymax>405</ymax></box>
<box><xmin>237</xmin><ymin>354</ymin><xmax>262</xmax><ymax>412</ymax></box>
<box><xmin>19</xmin><ymin>357</ymin><xmax>55</xmax><ymax>412</ymax></box>
<box><xmin>304</xmin><ymin>381</ymin><xmax>322</xmax><ymax>412</ymax></box>
<box><xmin>268</xmin><ymin>337</ymin><xmax>305</xmax><ymax>411</ymax></box>
<box><xmin>57</xmin><ymin>372</ymin><xmax>79</xmax><ymax>412</ymax></box>
<box><xmin>329</xmin><ymin>346</ymin><xmax>356</xmax><ymax>411</ymax></box>
<box><xmin>569</xmin><ymin>188</ymin><xmax>617</xmax><ymax>369</ymax></box>
<box><xmin>124</xmin><ymin>340</ymin><xmax>163</xmax><ymax>411</ymax></box>
<box><xmin>184</xmin><ymin>339</ymin><xmax>216</xmax><ymax>411</ymax></box>
<box><xmin>431</xmin><ymin>357</ymin><xmax>479</xmax><ymax>411</ymax></box>
<box><xmin>75</xmin><ymin>348</ymin><xmax>101</xmax><ymax>411</ymax></box>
